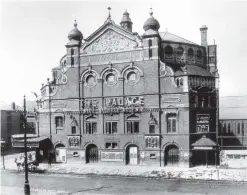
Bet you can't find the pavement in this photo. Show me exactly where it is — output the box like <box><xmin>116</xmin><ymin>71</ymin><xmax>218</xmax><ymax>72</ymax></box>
<box><xmin>1</xmin><ymin>170</ymin><xmax>247</xmax><ymax>195</ymax></box>
<box><xmin>1</xmin><ymin>152</ymin><xmax>247</xmax><ymax>182</ymax></box>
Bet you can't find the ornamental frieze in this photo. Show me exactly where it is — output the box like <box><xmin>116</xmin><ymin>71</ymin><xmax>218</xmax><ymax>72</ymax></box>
<box><xmin>80</xmin><ymin>50</ymin><xmax>143</xmax><ymax>65</ymax></box>
<box><xmin>85</xmin><ymin>29</ymin><xmax>138</xmax><ymax>53</ymax></box>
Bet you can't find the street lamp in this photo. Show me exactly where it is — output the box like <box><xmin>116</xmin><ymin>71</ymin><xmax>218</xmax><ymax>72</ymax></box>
<box><xmin>1</xmin><ymin>139</ymin><xmax>5</xmax><ymax>169</ymax></box>
<box><xmin>23</xmin><ymin>95</ymin><xmax>30</xmax><ymax>195</ymax></box>
<box><xmin>47</xmin><ymin>78</ymin><xmax>52</xmax><ymax>140</ymax></box>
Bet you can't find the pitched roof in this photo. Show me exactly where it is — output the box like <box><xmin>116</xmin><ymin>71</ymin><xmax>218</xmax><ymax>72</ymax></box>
<box><xmin>192</xmin><ymin>135</ymin><xmax>217</xmax><ymax>147</ymax></box>
<box><xmin>174</xmin><ymin>65</ymin><xmax>213</xmax><ymax>77</ymax></box>
<box><xmin>160</xmin><ymin>31</ymin><xmax>198</xmax><ymax>45</ymax></box>
<box><xmin>219</xmin><ymin>96</ymin><xmax>247</xmax><ymax>120</ymax></box>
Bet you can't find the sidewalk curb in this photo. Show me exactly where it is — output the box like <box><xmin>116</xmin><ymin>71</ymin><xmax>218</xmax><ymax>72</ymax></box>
<box><xmin>2</xmin><ymin>168</ymin><xmax>247</xmax><ymax>184</ymax></box>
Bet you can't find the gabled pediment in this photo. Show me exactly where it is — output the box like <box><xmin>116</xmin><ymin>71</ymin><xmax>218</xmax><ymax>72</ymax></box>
<box><xmin>82</xmin><ymin>22</ymin><xmax>142</xmax><ymax>54</ymax></box>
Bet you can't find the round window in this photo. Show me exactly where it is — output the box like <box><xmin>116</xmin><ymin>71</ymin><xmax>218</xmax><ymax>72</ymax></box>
<box><xmin>86</xmin><ymin>75</ymin><xmax>96</xmax><ymax>85</ymax></box>
<box><xmin>176</xmin><ymin>47</ymin><xmax>184</xmax><ymax>58</ymax></box>
<box><xmin>106</xmin><ymin>73</ymin><xmax>115</xmax><ymax>82</ymax></box>
<box><xmin>127</xmin><ymin>71</ymin><xmax>137</xmax><ymax>81</ymax></box>
<box><xmin>105</xmin><ymin>72</ymin><xmax>118</xmax><ymax>86</ymax></box>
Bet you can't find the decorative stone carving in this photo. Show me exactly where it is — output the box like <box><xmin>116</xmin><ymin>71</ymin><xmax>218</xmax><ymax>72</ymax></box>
<box><xmin>145</xmin><ymin>136</ymin><xmax>159</xmax><ymax>148</ymax></box>
<box><xmin>85</xmin><ymin>29</ymin><xmax>137</xmax><ymax>53</ymax></box>
<box><xmin>68</xmin><ymin>136</ymin><xmax>80</xmax><ymax>147</ymax></box>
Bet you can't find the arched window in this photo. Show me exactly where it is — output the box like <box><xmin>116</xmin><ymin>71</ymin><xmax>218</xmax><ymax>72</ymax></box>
<box><xmin>197</xmin><ymin>50</ymin><xmax>202</xmax><ymax>59</ymax></box>
<box><xmin>127</xmin><ymin>71</ymin><xmax>137</xmax><ymax>81</ymax></box>
<box><xmin>165</xmin><ymin>46</ymin><xmax>173</xmax><ymax>57</ymax></box>
<box><xmin>223</xmin><ymin>123</ymin><xmax>226</xmax><ymax>133</ymax></box>
<box><xmin>86</xmin><ymin>75</ymin><xmax>96</xmax><ymax>85</ymax></box>
<box><xmin>104</xmin><ymin>71</ymin><xmax>118</xmax><ymax>86</ymax></box>
<box><xmin>238</xmin><ymin>123</ymin><xmax>241</xmax><ymax>135</ymax></box>
<box><xmin>188</xmin><ymin>48</ymin><xmax>194</xmax><ymax>59</ymax></box>
<box><xmin>106</xmin><ymin>73</ymin><xmax>115</xmax><ymax>82</ymax></box>
<box><xmin>176</xmin><ymin>47</ymin><xmax>184</xmax><ymax>58</ymax></box>
<box><xmin>228</xmin><ymin>123</ymin><xmax>231</xmax><ymax>133</ymax></box>
<box><xmin>124</xmin><ymin>68</ymin><xmax>140</xmax><ymax>85</ymax></box>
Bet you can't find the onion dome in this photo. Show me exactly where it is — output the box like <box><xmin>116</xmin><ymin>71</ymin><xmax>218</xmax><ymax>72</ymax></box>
<box><xmin>143</xmin><ymin>9</ymin><xmax>160</xmax><ymax>31</ymax></box>
<box><xmin>68</xmin><ymin>20</ymin><xmax>83</xmax><ymax>41</ymax></box>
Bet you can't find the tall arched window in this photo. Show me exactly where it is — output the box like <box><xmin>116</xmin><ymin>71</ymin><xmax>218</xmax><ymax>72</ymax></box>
<box><xmin>165</xmin><ymin>46</ymin><xmax>173</xmax><ymax>57</ymax></box>
<box><xmin>176</xmin><ymin>47</ymin><xmax>184</xmax><ymax>59</ymax></box>
<box><xmin>188</xmin><ymin>48</ymin><xmax>194</xmax><ymax>59</ymax></box>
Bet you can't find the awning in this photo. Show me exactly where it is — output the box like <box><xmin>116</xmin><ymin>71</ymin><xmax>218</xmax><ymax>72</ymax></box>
<box><xmin>12</xmin><ymin>136</ymin><xmax>50</xmax><ymax>148</ymax></box>
<box><xmin>192</xmin><ymin>135</ymin><xmax>217</xmax><ymax>150</ymax></box>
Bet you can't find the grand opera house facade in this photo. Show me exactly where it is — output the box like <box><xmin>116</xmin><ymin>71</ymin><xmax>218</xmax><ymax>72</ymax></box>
<box><xmin>37</xmin><ymin>9</ymin><xmax>219</xmax><ymax>167</ymax></box>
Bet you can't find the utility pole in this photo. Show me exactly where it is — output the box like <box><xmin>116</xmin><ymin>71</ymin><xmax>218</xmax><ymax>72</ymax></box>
<box><xmin>23</xmin><ymin>95</ymin><xmax>30</xmax><ymax>195</ymax></box>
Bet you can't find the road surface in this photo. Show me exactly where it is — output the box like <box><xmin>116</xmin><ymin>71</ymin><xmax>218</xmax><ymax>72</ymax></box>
<box><xmin>1</xmin><ymin>170</ymin><xmax>247</xmax><ymax>195</ymax></box>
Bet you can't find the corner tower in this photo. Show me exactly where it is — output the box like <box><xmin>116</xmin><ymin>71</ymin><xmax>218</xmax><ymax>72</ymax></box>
<box><xmin>142</xmin><ymin>8</ymin><xmax>161</xmax><ymax>60</ymax></box>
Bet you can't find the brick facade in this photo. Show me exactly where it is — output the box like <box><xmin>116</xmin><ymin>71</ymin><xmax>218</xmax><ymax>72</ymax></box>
<box><xmin>37</xmin><ymin>11</ymin><xmax>219</xmax><ymax>167</ymax></box>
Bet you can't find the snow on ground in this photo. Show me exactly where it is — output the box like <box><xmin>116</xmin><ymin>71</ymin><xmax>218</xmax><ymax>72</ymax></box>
<box><xmin>1</xmin><ymin>152</ymin><xmax>247</xmax><ymax>182</ymax></box>
<box><xmin>1</xmin><ymin>186</ymin><xmax>67</xmax><ymax>195</ymax></box>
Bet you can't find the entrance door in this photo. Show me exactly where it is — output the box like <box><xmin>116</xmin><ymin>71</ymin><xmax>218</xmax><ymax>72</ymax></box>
<box><xmin>86</xmin><ymin>144</ymin><xmax>98</xmax><ymax>163</ymax></box>
<box><xmin>129</xmin><ymin>146</ymin><xmax>138</xmax><ymax>165</ymax></box>
<box><xmin>165</xmin><ymin>145</ymin><xmax>179</xmax><ymax>166</ymax></box>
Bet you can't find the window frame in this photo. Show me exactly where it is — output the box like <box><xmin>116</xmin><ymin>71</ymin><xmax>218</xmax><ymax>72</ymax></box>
<box><xmin>105</xmin><ymin>121</ymin><xmax>118</xmax><ymax>134</ymax></box>
<box><xmin>126</xmin><ymin>121</ymin><xmax>139</xmax><ymax>134</ymax></box>
<box><xmin>167</xmin><ymin>114</ymin><xmax>177</xmax><ymax>133</ymax></box>
<box><xmin>85</xmin><ymin>122</ymin><xmax>97</xmax><ymax>134</ymax></box>
<box><xmin>55</xmin><ymin>116</ymin><xmax>64</xmax><ymax>130</ymax></box>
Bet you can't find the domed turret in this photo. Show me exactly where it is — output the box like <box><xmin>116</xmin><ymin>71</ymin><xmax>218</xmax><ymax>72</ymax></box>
<box><xmin>143</xmin><ymin>9</ymin><xmax>160</xmax><ymax>31</ymax></box>
<box><xmin>68</xmin><ymin>20</ymin><xmax>83</xmax><ymax>41</ymax></box>
<box><xmin>120</xmin><ymin>10</ymin><xmax>133</xmax><ymax>32</ymax></box>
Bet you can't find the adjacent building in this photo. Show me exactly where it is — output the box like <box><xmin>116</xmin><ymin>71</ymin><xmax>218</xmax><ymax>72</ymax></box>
<box><xmin>37</xmin><ymin>9</ymin><xmax>219</xmax><ymax>167</ymax></box>
<box><xmin>0</xmin><ymin>102</ymin><xmax>22</xmax><ymax>149</ymax></box>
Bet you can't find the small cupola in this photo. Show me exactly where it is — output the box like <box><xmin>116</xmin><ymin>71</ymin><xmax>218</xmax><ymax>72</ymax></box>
<box><xmin>68</xmin><ymin>20</ymin><xmax>83</xmax><ymax>41</ymax></box>
<box><xmin>120</xmin><ymin>10</ymin><xmax>133</xmax><ymax>32</ymax></box>
<box><xmin>143</xmin><ymin>8</ymin><xmax>160</xmax><ymax>32</ymax></box>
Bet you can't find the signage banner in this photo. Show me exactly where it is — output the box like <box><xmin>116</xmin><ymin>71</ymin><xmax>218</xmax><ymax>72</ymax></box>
<box><xmin>101</xmin><ymin>152</ymin><xmax>124</xmax><ymax>162</ymax></box>
<box><xmin>194</xmin><ymin>146</ymin><xmax>213</xmax><ymax>150</ymax></box>
<box><xmin>12</xmin><ymin>142</ymin><xmax>39</xmax><ymax>148</ymax></box>
<box><xmin>196</xmin><ymin>114</ymin><xmax>210</xmax><ymax>132</ymax></box>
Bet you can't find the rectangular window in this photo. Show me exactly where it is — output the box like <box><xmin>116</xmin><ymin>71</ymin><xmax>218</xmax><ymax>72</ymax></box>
<box><xmin>167</xmin><ymin>115</ymin><xmax>177</xmax><ymax>133</ymax></box>
<box><xmin>55</xmin><ymin>116</ymin><xmax>63</xmax><ymax>130</ymax></box>
<box><xmin>71</xmin><ymin>49</ymin><xmax>74</xmax><ymax>66</ymax></box>
<box><xmin>71</xmin><ymin>126</ymin><xmax>76</xmax><ymax>134</ymax></box>
<box><xmin>105</xmin><ymin>142</ymin><xmax>119</xmax><ymax>149</ymax></box>
<box><xmin>86</xmin><ymin>122</ymin><xmax>97</xmax><ymax>134</ymax></box>
<box><xmin>126</xmin><ymin>121</ymin><xmax>139</xmax><ymax>134</ymax></box>
<box><xmin>105</xmin><ymin>122</ymin><xmax>118</xmax><ymax>134</ymax></box>
<box><xmin>149</xmin><ymin>125</ymin><xmax>155</xmax><ymax>134</ymax></box>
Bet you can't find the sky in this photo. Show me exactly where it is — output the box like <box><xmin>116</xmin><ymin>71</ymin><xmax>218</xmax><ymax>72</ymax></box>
<box><xmin>0</xmin><ymin>0</ymin><xmax>247</xmax><ymax>105</ymax></box>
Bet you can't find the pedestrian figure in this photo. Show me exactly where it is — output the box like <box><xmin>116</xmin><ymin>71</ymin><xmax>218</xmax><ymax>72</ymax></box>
<box><xmin>48</xmin><ymin>152</ymin><xmax>52</xmax><ymax>166</ymax></box>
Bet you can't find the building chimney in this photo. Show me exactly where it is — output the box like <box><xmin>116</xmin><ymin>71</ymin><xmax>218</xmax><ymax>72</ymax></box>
<box><xmin>11</xmin><ymin>102</ymin><xmax>15</xmax><ymax>110</ymax></box>
<box><xmin>200</xmin><ymin>25</ymin><xmax>208</xmax><ymax>47</ymax></box>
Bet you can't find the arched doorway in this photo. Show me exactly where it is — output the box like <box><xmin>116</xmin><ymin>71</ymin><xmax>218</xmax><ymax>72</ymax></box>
<box><xmin>126</xmin><ymin>144</ymin><xmax>139</xmax><ymax>165</ymax></box>
<box><xmin>164</xmin><ymin>145</ymin><xmax>180</xmax><ymax>166</ymax></box>
<box><xmin>55</xmin><ymin>143</ymin><xmax>66</xmax><ymax>163</ymax></box>
<box><xmin>86</xmin><ymin>144</ymin><xmax>98</xmax><ymax>163</ymax></box>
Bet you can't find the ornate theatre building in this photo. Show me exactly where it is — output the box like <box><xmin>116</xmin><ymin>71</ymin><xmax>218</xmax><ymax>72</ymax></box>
<box><xmin>37</xmin><ymin>9</ymin><xmax>219</xmax><ymax>167</ymax></box>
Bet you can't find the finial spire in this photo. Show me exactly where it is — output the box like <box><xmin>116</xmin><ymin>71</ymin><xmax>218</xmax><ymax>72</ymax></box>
<box><xmin>107</xmin><ymin>7</ymin><xmax>111</xmax><ymax>20</ymax></box>
<box><xmin>150</xmin><ymin>7</ymin><xmax>153</xmax><ymax>16</ymax></box>
<box><xmin>74</xmin><ymin>18</ymin><xmax>77</xmax><ymax>28</ymax></box>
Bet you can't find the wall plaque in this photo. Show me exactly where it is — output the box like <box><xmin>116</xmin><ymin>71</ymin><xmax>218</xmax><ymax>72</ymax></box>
<box><xmin>101</xmin><ymin>151</ymin><xmax>124</xmax><ymax>162</ymax></box>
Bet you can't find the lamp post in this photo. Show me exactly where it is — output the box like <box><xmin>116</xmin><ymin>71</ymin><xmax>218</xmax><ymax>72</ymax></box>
<box><xmin>47</xmin><ymin>78</ymin><xmax>52</xmax><ymax>140</ymax></box>
<box><xmin>23</xmin><ymin>95</ymin><xmax>30</xmax><ymax>195</ymax></box>
<box><xmin>1</xmin><ymin>139</ymin><xmax>5</xmax><ymax>169</ymax></box>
